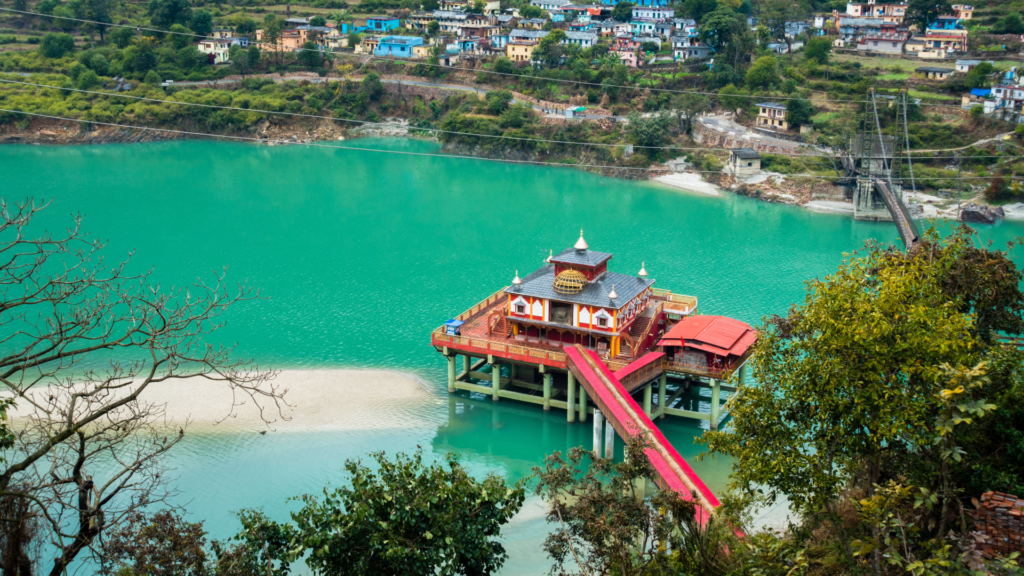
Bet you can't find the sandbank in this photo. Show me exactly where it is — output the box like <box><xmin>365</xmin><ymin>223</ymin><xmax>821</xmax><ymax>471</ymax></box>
<box><xmin>653</xmin><ymin>173</ymin><xmax>722</xmax><ymax>196</ymax></box>
<box><xmin>9</xmin><ymin>369</ymin><xmax>438</xmax><ymax>434</ymax></box>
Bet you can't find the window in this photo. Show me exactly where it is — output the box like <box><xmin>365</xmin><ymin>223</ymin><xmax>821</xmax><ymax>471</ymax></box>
<box><xmin>597</xmin><ymin>317</ymin><xmax>608</xmax><ymax>327</ymax></box>
<box><xmin>515</xmin><ymin>304</ymin><xmax>526</xmax><ymax>314</ymax></box>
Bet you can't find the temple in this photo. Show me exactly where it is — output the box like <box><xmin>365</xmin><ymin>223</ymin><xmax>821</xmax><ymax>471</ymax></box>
<box><xmin>431</xmin><ymin>232</ymin><xmax>757</xmax><ymax>430</ymax></box>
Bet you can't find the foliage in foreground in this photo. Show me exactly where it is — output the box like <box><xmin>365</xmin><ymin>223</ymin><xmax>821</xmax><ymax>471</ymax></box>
<box><xmin>702</xmin><ymin>226</ymin><xmax>1024</xmax><ymax>576</ymax></box>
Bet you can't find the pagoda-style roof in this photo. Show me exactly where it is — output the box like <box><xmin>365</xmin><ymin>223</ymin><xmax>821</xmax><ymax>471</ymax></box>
<box><xmin>658</xmin><ymin>315</ymin><xmax>756</xmax><ymax>357</ymax></box>
<box><xmin>505</xmin><ymin>264</ymin><xmax>653</xmax><ymax>308</ymax></box>
<box><xmin>549</xmin><ymin>247</ymin><xmax>613</xmax><ymax>268</ymax></box>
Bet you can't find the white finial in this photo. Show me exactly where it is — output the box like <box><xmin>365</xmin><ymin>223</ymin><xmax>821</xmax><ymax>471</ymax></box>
<box><xmin>512</xmin><ymin>270</ymin><xmax>522</xmax><ymax>285</ymax></box>
<box><xmin>574</xmin><ymin>229</ymin><xmax>588</xmax><ymax>251</ymax></box>
<box><xmin>638</xmin><ymin>262</ymin><xmax>647</xmax><ymax>278</ymax></box>
<box><xmin>608</xmin><ymin>284</ymin><xmax>618</xmax><ymax>300</ymax></box>
<box><xmin>546</xmin><ymin>249</ymin><xmax>553</xmax><ymax>263</ymax></box>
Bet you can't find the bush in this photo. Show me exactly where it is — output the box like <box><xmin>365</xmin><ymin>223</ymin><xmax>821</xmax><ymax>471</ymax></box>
<box><xmin>145</xmin><ymin>70</ymin><xmax>162</xmax><ymax>86</ymax></box>
<box><xmin>77</xmin><ymin>70</ymin><xmax>100</xmax><ymax>90</ymax></box>
<box><xmin>89</xmin><ymin>53</ymin><xmax>110</xmax><ymax>76</ymax></box>
<box><xmin>38</xmin><ymin>33</ymin><xmax>75</xmax><ymax>58</ymax></box>
<box><xmin>69</xmin><ymin>61</ymin><xmax>86</xmax><ymax>80</ymax></box>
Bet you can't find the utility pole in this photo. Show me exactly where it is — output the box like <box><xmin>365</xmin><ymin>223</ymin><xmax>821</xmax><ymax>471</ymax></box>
<box><xmin>956</xmin><ymin>151</ymin><xmax>962</xmax><ymax>219</ymax></box>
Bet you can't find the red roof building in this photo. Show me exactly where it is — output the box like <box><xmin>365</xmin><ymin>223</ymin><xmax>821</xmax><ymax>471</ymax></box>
<box><xmin>658</xmin><ymin>315</ymin><xmax>756</xmax><ymax>376</ymax></box>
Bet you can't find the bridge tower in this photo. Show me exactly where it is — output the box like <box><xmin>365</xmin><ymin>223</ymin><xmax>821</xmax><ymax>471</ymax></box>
<box><xmin>853</xmin><ymin>90</ymin><xmax>894</xmax><ymax>222</ymax></box>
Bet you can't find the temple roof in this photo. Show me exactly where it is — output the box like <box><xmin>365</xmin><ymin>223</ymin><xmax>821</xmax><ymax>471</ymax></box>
<box><xmin>548</xmin><ymin>246</ymin><xmax>613</xmax><ymax>268</ymax></box>
<box><xmin>505</xmin><ymin>264</ymin><xmax>653</xmax><ymax>308</ymax></box>
<box><xmin>658</xmin><ymin>315</ymin><xmax>756</xmax><ymax>357</ymax></box>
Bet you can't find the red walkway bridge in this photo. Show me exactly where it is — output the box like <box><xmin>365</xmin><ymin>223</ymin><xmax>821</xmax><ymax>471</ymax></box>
<box><xmin>564</xmin><ymin>344</ymin><xmax>720</xmax><ymax>523</ymax></box>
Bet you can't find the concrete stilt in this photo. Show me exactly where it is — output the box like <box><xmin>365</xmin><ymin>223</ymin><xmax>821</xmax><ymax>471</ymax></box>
<box><xmin>447</xmin><ymin>355</ymin><xmax>456</xmax><ymax>393</ymax></box>
<box><xmin>710</xmin><ymin>378</ymin><xmax>721</xmax><ymax>430</ymax></box>
<box><xmin>643</xmin><ymin>383</ymin><xmax>652</xmax><ymax>417</ymax></box>
<box><xmin>658</xmin><ymin>374</ymin><xmax>667</xmax><ymax>420</ymax></box>
<box><xmin>510</xmin><ymin>363</ymin><xmax>517</xmax><ymax>380</ymax></box>
<box><xmin>543</xmin><ymin>373</ymin><xmax>552</xmax><ymax>411</ymax></box>
<box><xmin>739</xmin><ymin>363</ymin><xmax>747</xmax><ymax>386</ymax></box>
<box><xmin>578</xmin><ymin>386</ymin><xmax>588</xmax><ymax>423</ymax></box>
<box><xmin>492</xmin><ymin>363</ymin><xmax>501</xmax><ymax>402</ymax></box>
<box><xmin>567</xmin><ymin>371</ymin><xmax>576</xmax><ymax>423</ymax></box>
<box><xmin>593</xmin><ymin>409</ymin><xmax>604</xmax><ymax>458</ymax></box>
<box><xmin>463</xmin><ymin>354</ymin><xmax>472</xmax><ymax>375</ymax></box>
<box><xmin>604</xmin><ymin>418</ymin><xmax>615</xmax><ymax>460</ymax></box>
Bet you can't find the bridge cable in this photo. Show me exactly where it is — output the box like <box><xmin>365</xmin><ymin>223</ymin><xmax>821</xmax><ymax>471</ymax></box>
<box><xmin>902</xmin><ymin>90</ymin><xmax>918</xmax><ymax>196</ymax></box>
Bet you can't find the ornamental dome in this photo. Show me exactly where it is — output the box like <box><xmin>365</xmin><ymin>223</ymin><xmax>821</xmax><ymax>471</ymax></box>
<box><xmin>574</xmin><ymin>229</ymin><xmax>589</xmax><ymax>251</ymax></box>
<box><xmin>512</xmin><ymin>270</ymin><xmax>522</xmax><ymax>286</ymax></box>
<box><xmin>553</xmin><ymin>269</ymin><xmax>588</xmax><ymax>295</ymax></box>
<box><xmin>638</xmin><ymin>262</ymin><xmax>647</xmax><ymax>278</ymax></box>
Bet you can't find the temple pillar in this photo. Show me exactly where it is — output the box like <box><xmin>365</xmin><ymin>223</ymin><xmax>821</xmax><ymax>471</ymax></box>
<box><xmin>658</xmin><ymin>373</ymin><xmax>667</xmax><ymax>419</ymax></box>
<box><xmin>604</xmin><ymin>418</ymin><xmax>615</xmax><ymax>459</ymax></box>
<box><xmin>643</xmin><ymin>383</ymin><xmax>652</xmax><ymax>417</ymax></box>
<box><xmin>710</xmin><ymin>378</ymin><xmax>721</xmax><ymax>430</ymax></box>
<box><xmin>567</xmin><ymin>371</ymin><xmax>576</xmax><ymax>423</ymax></box>
<box><xmin>593</xmin><ymin>409</ymin><xmax>604</xmax><ymax>458</ymax></box>
<box><xmin>543</xmin><ymin>372</ymin><xmax>552</xmax><ymax>411</ymax></box>
<box><xmin>447</xmin><ymin>354</ymin><xmax>456</xmax><ymax>393</ymax></box>
<box><xmin>491</xmin><ymin>362</ymin><xmax>501</xmax><ymax>402</ymax></box>
<box><xmin>578</xmin><ymin>386</ymin><xmax>588</xmax><ymax>423</ymax></box>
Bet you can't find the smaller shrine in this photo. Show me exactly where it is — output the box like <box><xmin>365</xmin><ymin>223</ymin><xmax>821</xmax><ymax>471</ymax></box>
<box><xmin>657</xmin><ymin>315</ymin><xmax>756</xmax><ymax>377</ymax></box>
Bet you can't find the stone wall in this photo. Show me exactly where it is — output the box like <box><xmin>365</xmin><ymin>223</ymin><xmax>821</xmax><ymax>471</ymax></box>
<box><xmin>693</xmin><ymin>119</ymin><xmax>801</xmax><ymax>155</ymax></box>
<box><xmin>970</xmin><ymin>491</ymin><xmax>1024</xmax><ymax>559</ymax></box>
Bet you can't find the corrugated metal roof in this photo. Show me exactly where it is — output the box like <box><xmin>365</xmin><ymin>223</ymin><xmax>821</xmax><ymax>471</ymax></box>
<box><xmin>658</xmin><ymin>315</ymin><xmax>756</xmax><ymax>357</ymax></box>
<box><xmin>504</xmin><ymin>264</ymin><xmax>653</xmax><ymax>308</ymax></box>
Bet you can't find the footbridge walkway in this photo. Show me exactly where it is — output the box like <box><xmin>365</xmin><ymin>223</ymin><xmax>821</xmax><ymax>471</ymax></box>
<box><xmin>564</xmin><ymin>344</ymin><xmax>720</xmax><ymax>523</ymax></box>
<box><xmin>873</xmin><ymin>179</ymin><xmax>920</xmax><ymax>249</ymax></box>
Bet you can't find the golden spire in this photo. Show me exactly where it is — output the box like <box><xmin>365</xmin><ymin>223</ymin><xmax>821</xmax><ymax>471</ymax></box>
<box><xmin>512</xmin><ymin>270</ymin><xmax>522</xmax><ymax>285</ymax></box>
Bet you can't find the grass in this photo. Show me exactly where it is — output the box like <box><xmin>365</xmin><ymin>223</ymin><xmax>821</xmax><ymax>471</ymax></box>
<box><xmin>876</xmin><ymin>73</ymin><xmax>909</xmax><ymax>80</ymax></box>
<box><xmin>908</xmin><ymin>89</ymin><xmax>957</xmax><ymax>101</ymax></box>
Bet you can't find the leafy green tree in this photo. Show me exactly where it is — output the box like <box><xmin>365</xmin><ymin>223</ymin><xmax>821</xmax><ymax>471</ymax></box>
<box><xmin>744</xmin><ymin>55</ymin><xmax>779</xmax><ymax>89</ymax></box>
<box><xmin>262</xmin><ymin>15</ymin><xmax>284</xmax><ymax>63</ymax></box>
<box><xmin>611</xmin><ymin>1</ymin><xmax>635</xmax><ymax>21</ymax></box>
<box><xmin>297</xmin><ymin>40</ymin><xmax>323</xmax><ymax>68</ymax></box>
<box><xmin>177</xmin><ymin>45</ymin><xmax>205</xmax><ymax>69</ymax></box>
<box><xmin>535</xmin><ymin>28</ymin><xmax>567</xmax><ymax>68</ymax></box>
<box><xmin>38</xmin><ymin>0</ymin><xmax>59</xmax><ymax>14</ymax></box>
<box><xmin>492</xmin><ymin>55</ymin><xmax>514</xmax><ymax>74</ymax></box>
<box><xmin>148</xmin><ymin>0</ymin><xmax>192</xmax><ymax>28</ymax></box>
<box><xmin>640</xmin><ymin>40</ymin><xmax>660</xmax><ymax>53</ymax></box>
<box><xmin>247</xmin><ymin>45</ymin><xmax>261</xmax><ymax>70</ymax></box>
<box><xmin>627</xmin><ymin>111</ymin><xmax>672</xmax><ymax>147</ymax></box>
<box><xmin>69</xmin><ymin>61</ymin><xmax>86</xmax><ymax>81</ymax></box>
<box><xmin>52</xmin><ymin>5</ymin><xmax>76</xmax><ymax>31</ymax></box>
<box><xmin>191</xmin><ymin>9</ymin><xmax>214</xmax><ymax>36</ymax></box>
<box><xmin>803</xmin><ymin>35</ymin><xmax>831</xmax><ymax>65</ymax></box>
<box><xmin>89</xmin><ymin>53</ymin><xmax>110</xmax><ymax>75</ymax></box>
<box><xmin>759</xmin><ymin>0</ymin><xmax>796</xmax><ymax>47</ymax></box>
<box><xmin>422</xmin><ymin>0</ymin><xmax>440</xmax><ymax>10</ymax></box>
<box><xmin>499</xmin><ymin>103</ymin><xmax>532</xmax><ymax>128</ymax></box>
<box><xmin>672</xmin><ymin>92</ymin><xmax>710</xmax><ymax>134</ymax></box>
<box><xmin>168</xmin><ymin>23</ymin><xmax>192</xmax><ymax>49</ymax></box>
<box><xmin>682</xmin><ymin>0</ymin><xmax>718</xmax><ymax>23</ymax></box>
<box><xmin>361</xmin><ymin>71</ymin><xmax>385</xmax><ymax>100</ymax></box>
<box><xmin>701</xmin><ymin>227</ymin><xmax>1024</xmax><ymax>561</ymax></box>
<box><xmin>717</xmin><ymin>83</ymin><xmax>747</xmax><ymax>109</ymax></box>
<box><xmin>485</xmin><ymin>89</ymin><xmax>513</xmax><ymax>114</ymax></box>
<box><xmin>101</xmin><ymin>511</ymin><xmax>209</xmax><ymax>576</ymax></box>
<box><xmin>519</xmin><ymin>4</ymin><xmax>542</xmax><ymax>18</ymax></box>
<box><xmin>309</xmin><ymin>15</ymin><xmax>327</xmax><ymax>26</ymax></box>
<box><xmin>469</xmin><ymin>0</ymin><xmax>486</xmax><ymax>13</ymax></box>
<box><xmin>993</xmin><ymin>12</ymin><xmax>1024</xmax><ymax>34</ymax></box>
<box><xmin>427</xmin><ymin>20</ymin><xmax>440</xmax><ymax>36</ymax></box>
<box><xmin>698</xmin><ymin>6</ymin><xmax>741</xmax><ymax>57</ymax></box>
<box><xmin>535</xmin><ymin>439</ymin><xmax>733</xmax><ymax>576</ymax></box>
<box><xmin>108</xmin><ymin>26</ymin><xmax>134</xmax><ymax>48</ymax></box>
<box><xmin>963</xmin><ymin>61</ymin><xmax>994</xmax><ymax>89</ymax></box>
<box><xmin>785</xmin><ymin>97</ymin><xmax>813</xmax><ymax>125</ymax></box>
<box><xmin>38</xmin><ymin>33</ymin><xmax>76</xmax><ymax>58</ymax></box>
<box><xmin>278</xmin><ymin>450</ymin><xmax>524</xmax><ymax>575</ymax></box>
<box><xmin>12</xmin><ymin>0</ymin><xmax>27</xmax><ymax>11</ymax></box>
<box><xmin>906</xmin><ymin>0</ymin><xmax>950</xmax><ymax>33</ymax></box>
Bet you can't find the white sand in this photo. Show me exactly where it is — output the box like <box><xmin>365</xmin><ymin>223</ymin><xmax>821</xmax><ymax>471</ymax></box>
<box><xmin>8</xmin><ymin>369</ymin><xmax>437</xmax><ymax>434</ymax></box>
<box><xmin>654</xmin><ymin>172</ymin><xmax>721</xmax><ymax>196</ymax></box>
<box><xmin>804</xmin><ymin>200</ymin><xmax>855</xmax><ymax>214</ymax></box>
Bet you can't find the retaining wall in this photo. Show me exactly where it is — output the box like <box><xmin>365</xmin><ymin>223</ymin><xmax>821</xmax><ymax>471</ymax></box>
<box><xmin>970</xmin><ymin>491</ymin><xmax>1024</xmax><ymax>558</ymax></box>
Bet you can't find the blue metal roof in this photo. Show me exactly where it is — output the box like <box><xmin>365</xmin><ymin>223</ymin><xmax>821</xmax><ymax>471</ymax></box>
<box><xmin>970</xmin><ymin>88</ymin><xmax>991</xmax><ymax>97</ymax></box>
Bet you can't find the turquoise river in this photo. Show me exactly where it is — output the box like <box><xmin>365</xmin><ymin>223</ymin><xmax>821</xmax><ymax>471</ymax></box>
<box><xmin>3</xmin><ymin>138</ymin><xmax>1023</xmax><ymax>574</ymax></box>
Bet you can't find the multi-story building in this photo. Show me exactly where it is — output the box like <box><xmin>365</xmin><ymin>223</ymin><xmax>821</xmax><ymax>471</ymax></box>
<box><xmin>671</xmin><ymin>34</ymin><xmax>711</xmax><ymax>59</ymax></box>
<box><xmin>632</xmin><ymin>6</ymin><xmax>674</xmax><ymax>19</ymax></box>
<box><xmin>755</xmin><ymin>102</ymin><xmax>788</xmax><ymax>131</ymax></box>
<box><xmin>950</xmin><ymin>4</ymin><xmax>973</xmax><ymax>19</ymax></box>
<box><xmin>197</xmin><ymin>38</ymin><xmax>232</xmax><ymax>63</ymax></box>
<box><xmin>506</xmin><ymin>37</ymin><xmax>538</xmax><ymax>61</ymax></box>
<box><xmin>845</xmin><ymin>1</ymin><xmax>906</xmax><ymax>24</ymax></box>
<box><xmin>374</xmin><ymin>35</ymin><xmax>424</xmax><ymax>57</ymax></box>
<box><xmin>992</xmin><ymin>84</ymin><xmax>1024</xmax><ymax>110</ymax></box>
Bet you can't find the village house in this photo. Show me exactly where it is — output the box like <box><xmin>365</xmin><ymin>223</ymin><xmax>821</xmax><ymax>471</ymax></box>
<box><xmin>950</xmin><ymin>4</ymin><xmax>972</xmax><ymax>19</ymax></box>
<box><xmin>993</xmin><ymin>84</ymin><xmax>1024</xmax><ymax>110</ymax></box>
<box><xmin>197</xmin><ymin>38</ymin><xmax>232</xmax><ymax>63</ymax></box>
<box><xmin>672</xmin><ymin>35</ymin><xmax>711</xmax><ymax>59</ymax></box>
<box><xmin>956</xmin><ymin>59</ymin><xmax>994</xmax><ymax>72</ymax></box>
<box><xmin>631</xmin><ymin>20</ymin><xmax>657</xmax><ymax>35</ymax></box>
<box><xmin>756</xmin><ymin>102</ymin><xmax>788</xmax><ymax>131</ymax></box>
<box><xmin>728</xmin><ymin>148</ymin><xmax>761</xmax><ymax>177</ymax></box>
<box><xmin>857</xmin><ymin>25</ymin><xmax>908</xmax><ymax>53</ymax></box>
<box><xmin>845</xmin><ymin>1</ymin><xmax>906</xmax><ymax>24</ymax></box>
<box><xmin>366</xmin><ymin>17</ymin><xmax>401</xmax><ymax>32</ymax></box>
<box><xmin>632</xmin><ymin>6</ymin><xmax>673</xmax><ymax>19</ymax></box>
<box><xmin>374</xmin><ymin>35</ymin><xmax>424</xmax><ymax>57</ymax></box>
<box><xmin>531</xmin><ymin>0</ymin><xmax>573</xmax><ymax>9</ymax></box>
<box><xmin>520</xmin><ymin>17</ymin><xmax>548</xmax><ymax>29</ymax></box>
<box><xmin>613</xmin><ymin>48</ymin><xmax>638</xmax><ymax>67</ymax></box>
<box><xmin>915</xmin><ymin>66</ymin><xmax>954</xmax><ymax>80</ymax></box>
<box><xmin>564</xmin><ymin>30</ymin><xmax>598</xmax><ymax>47</ymax></box>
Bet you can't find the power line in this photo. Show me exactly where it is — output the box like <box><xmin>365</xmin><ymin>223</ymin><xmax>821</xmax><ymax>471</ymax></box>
<box><xmin>0</xmin><ymin>7</ymin><xmax>975</xmax><ymax>107</ymax></box>
<box><xmin>1</xmin><ymin>107</ymin><xmax>1017</xmax><ymax>181</ymax></box>
<box><xmin>1</xmin><ymin>78</ymin><xmax>1015</xmax><ymax>160</ymax></box>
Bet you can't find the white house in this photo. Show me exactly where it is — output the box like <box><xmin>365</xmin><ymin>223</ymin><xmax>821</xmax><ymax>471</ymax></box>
<box><xmin>632</xmin><ymin>7</ymin><xmax>674</xmax><ymax>20</ymax></box>
<box><xmin>530</xmin><ymin>0</ymin><xmax>572</xmax><ymax>9</ymax></box>
<box><xmin>197</xmin><ymin>38</ymin><xmax>232</xmax><ymax>63</ymax></box>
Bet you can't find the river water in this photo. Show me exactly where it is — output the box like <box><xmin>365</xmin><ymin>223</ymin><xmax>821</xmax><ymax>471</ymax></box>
<box><xmin>3</xmin><ymin>138</ymin><xmax>1022</xmax><ymax>573</ymax></box>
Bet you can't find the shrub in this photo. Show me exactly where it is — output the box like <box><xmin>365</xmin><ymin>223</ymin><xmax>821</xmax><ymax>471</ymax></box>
<box><xmin>38</xmin><ymin>33</ymin><xmax>75</xmax><ymax>58</ymax></box>
<box><xmin>77</xmin><ymin>70</ymin><xmax>100</xmax><ymax>90</ymax></box>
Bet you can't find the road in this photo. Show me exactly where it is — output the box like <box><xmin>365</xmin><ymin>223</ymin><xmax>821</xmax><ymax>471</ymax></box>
<box><xmin>698</xmin><ymin>114</ymin><xmax>801</xmax><ymax>149</ymax></box>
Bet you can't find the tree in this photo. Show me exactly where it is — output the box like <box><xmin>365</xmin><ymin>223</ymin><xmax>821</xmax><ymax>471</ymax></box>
<box><xmin>682</xmin><ymin>0</ymin><xmax>718</xmax><ymax>23</ymax></box>
<box><xmin>992</xmin><ymin>12</ymin><xmax>1024</xmax><ymax>34</ymax></box>
<box><xmin>346</xmin><ymin>31</ymin><xmax>360</xmax><ymax>49</ymax></box>
<box><xmin>640</xmin><ymin>40</ymin><xmax>660</xmax><ymax>53</ymax></box>
<box><xmin>422</xmin><ymin>0</ymin><xmax>440</xmax><ymax>10</ymax></box>
<box><xmin>297</xmin><ymin>40</ymin><xmax>323</xmax><ymax>68</ymax></box>
<box><xmin>485</xmin><ymin>89</ymin><xmax>513</xmax><ymax>114</ymax></box>
<box><xmin>611</xmin><ymin>1</ymin><xmax>635</xmax><ymax>21</ymax></box>
<box><xmin>168</xmin><ymin>23</ymin><xmax>192</xmax><ymax>49</ymax></box>
<box><xmin>759</xmin><ymin>0</ymin><xmax>796</xmax><ymax>48</ymax></box>
<box><xmin>519</xmin><ymin>4</ymin><xmax>542</xmax><ymax>18</ymax></box>
<box><xmin>89</xmin><ymin>53</ymin><xmax>110</xmax><ymax>75</ymax></box>
<box><xmin>77</xmin><ymin>69</ymin><xmax>100</xmax><ymax>89</ymax></box>
<box><xmin>534</xmin><ymin>439</ymin><xmax>733</xmax><ymax>576</ymax></box>
<box><xmin>717</xmin><ymin>83</ymin><xmax>747</xmax><ymax>109</ymax></box>
<box><xmin>427</xmin><ymin>19</ymin><xmax>440</xmax><ymax>36</ymax></box>
<box><xmin>309</xmin><ymin>14</ymin><xmax>327</xmax><ymax>26</ymax></box>
<box><xmin>906</xmin><ymin>0</ymin><xmax>950</xmax><ymax>33</ymax></box>
<box><xmin>276</xmin><ymin>450</ymin><xmax>525</xmax><ymax>575</ymax></box>
<box><xmin>247</xmin><ymin>45</ymin><xmax>261</xmax><ymax>71</ymax></box>
<box><xmin>80</xmin><ymin>0</ymin><xmax>114</xmax><ymax>41</ymax></box>
<box><xmin>804</xmin><ymin>35</ymin><xmax>831</xmax><ymax>65</ymax></box>
<box><xmin>38</xmin><ymin>33</ymin><xmax>75</xmax><ymax>58</ymax></box>
<box><xmin>361</xmin><ymin>71</ymin><xmax>385</xmax><ymax>100</ymax></box>
<box><xmin>744</xmin><ymin>55</ymin><xmax>780</xmax><ymax>89</ymax></box>
<box><xmin>101</xmin><ymin>511</ymin><xmax>209</xmax><ymax>576</ymax></box>
<box><xmin>492</xmin><ymin>55</ymin><xmax>514</xmax><ymax>74</ymax></box>
<box><xmin>785</xmin><ymin>97</ymin><xmax>813</xmax><ymax>125</ymax></box>
<box><xmin>964</xmin><ymin>61</ymin><xmax>994</xmax><ymax>89</ymax></box>
<box><xmin>535</xmin><ymin>29</ymin><xmax>567</xmax><ymax>68</ymax></box>
<box><xmin>701</xmin><ymin>227</ymin><xmax>1024</xmax><ymax>570</ymax></box>
<box><xmin>191</xmin><ymin>9</ymin><xmax>214</xmax><ymax>36</ymax></box>
<box><xmin>148</xmin><ymin>0</ymin><xmax>192</xmax><ymax>28</ymax></box>
<box><xmin>697</xmin><ymin>6</ymin><xmax>741</xmax><ymax>57</ymax></box>
<box><xmin>0</xmin><ymin>201</ymin><xmax>283</xmax><ymax>575</ymax></box>
<box><xmin>672</xmin><ymin>92</ymin><xmax>710</xmax><ymax>134</ymax></box>
<box><xmin>627</xmin><ymin>111</ymin><xmax>672</xmax><ymax>147</ymax></box>
<box><xmin>262</xmin><ymin>15</ymin><xmax>284</xmax><ymax>64</ymax></box>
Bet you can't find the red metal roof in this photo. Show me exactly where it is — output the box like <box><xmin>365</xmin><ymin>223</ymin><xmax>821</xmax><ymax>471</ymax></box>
<box><xmin>657</xmin><ymin>315</ymin><xmax>756</xmax><ymax>357</ymax></box>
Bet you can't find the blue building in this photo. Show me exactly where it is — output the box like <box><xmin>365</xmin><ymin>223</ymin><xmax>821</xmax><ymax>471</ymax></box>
<box><xmin>601</xmin><ymin>0</ymin><xmax>669</xmax><ymax>7</ymax></box>
<box><xmin>366</xmin><ymin>17</ymin><xmax>401</xmax><ymax>31</ymax></box>
<box><xmin>337</xmin><ymin>21</ymin><xmax>356</xmax><ymax>33</ymax></box>
<box><xmin>374</xmin><ymin>35</ymin><xmax>424</xmax><ymax>57</ymax></box>
<box><xmin>927</xmin><ymin>15</ymin><xmax>962</xmax><ymax>30</ymax></box>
